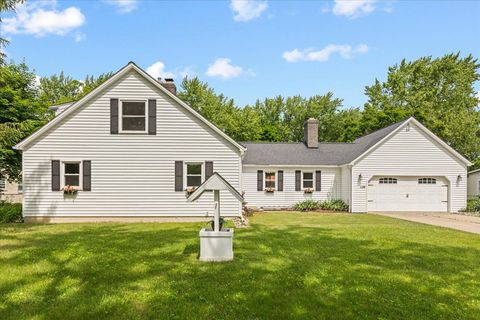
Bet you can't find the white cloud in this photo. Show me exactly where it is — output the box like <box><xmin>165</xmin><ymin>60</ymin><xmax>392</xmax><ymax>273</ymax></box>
<box><xmin>283</xmin><ymin>44</ymin><xmax>369</xmax><ymax>62</ymax></box>
<box><xmin>206</xmin><ymin>58</ymin><xmax>250</xmax><ymax>79</ymax></box>
<box><xmin>178</xmin><ymin>66</ymin><xmax>197</xmax><ymax>79</ymax></box>
<box><xmin>230</xmin><ymin>0</ymin><xmax>268</xmax><ymax>22</ymax></box>
<box><xmin>3</xmin><ymin>1</ymin><xmax>85</xmax><ymax>37</ymax></box>
<box><xmin>146</xmin><ymin>61</ymin><xmax>175</xmax><ymax>79</ymax></box>
<box><xmin>282</xmin><ymin>49</ymin><xmax>304</xmax><ymax>63</ymax></box>
<box><xmin>332</xmin><ymin>0</ymin><xmax>376</xmax><ymax>18</ymax></box>
<box><xmin>105</xmin><ymin>0</ymin><xmax>139</xmax><ymax>14</ymax></box>
<box><xmin>74</xmin><ymin>32</ymin><xmax>86</xmax><ymax>42</ymax></box>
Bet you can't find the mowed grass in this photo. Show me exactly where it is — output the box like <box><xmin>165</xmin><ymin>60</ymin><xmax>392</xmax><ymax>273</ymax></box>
<box><xmin>1</xmin><ymin>213</ymin><xmax>480</xmax><ymax>320</ymax></box>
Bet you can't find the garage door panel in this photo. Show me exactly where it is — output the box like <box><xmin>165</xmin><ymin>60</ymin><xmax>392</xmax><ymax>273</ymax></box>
<box><xmin>367</xmin><ymin>176</ymin><xmax>448</xmax><ymax>212</ymax></box>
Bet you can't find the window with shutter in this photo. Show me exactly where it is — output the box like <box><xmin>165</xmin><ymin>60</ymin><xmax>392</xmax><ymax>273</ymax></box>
<box><xmin>120</xmin><ymin>101</ymin><xmax>147</xmax><ymax>133</ymax></box>
<box><xmin>186</xmin><ymin>163</ymin><xmax>203</xmax><ymax>188</ymax></box>
<box><xmin>63</xmin><ymin>162</ymin><xmax>81</xmax><ymax>187</ymax></box>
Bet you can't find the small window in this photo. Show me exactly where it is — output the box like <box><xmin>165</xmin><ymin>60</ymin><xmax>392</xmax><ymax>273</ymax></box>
<box><xmin>121</xmin><ymin>101</ymin><xmax>147</xmax><ymax>132</ymax></box>
<box><xmin>64</xmin><ymin>162</ymin><xmax>81</xmax><ymax>187</ymax></box>
<box><xmin>303</xmin><ymin>172</ymin><xmax>314</xmax><ymax>189</ymax></box>
<box><xmin>18</xmin><ymin>182</ymin><xmax>22</xmax><ymax>193</ymax></box>
<box><xmin>265</xmin><ymin>172</ymin><xmax>276</xmax><ymax>189</ymax></box>
<box><xmin>418</xmin><ymin>178</ymin><xmax>436</xmax><ymax>184</ymax></box>
<box><xmin>379</xmin><ymin>177</ymin><xmax>397</xmax><ymax>184</ymax></box>
<box><xmin>186</xmin><ymin>163</ymin><xmax>202</xmax><ymax>188</ymax></box>
<box><xmin>0</xmin><ymin>178</ymin><xmax>5</xmax><ymax>190</ymax></box>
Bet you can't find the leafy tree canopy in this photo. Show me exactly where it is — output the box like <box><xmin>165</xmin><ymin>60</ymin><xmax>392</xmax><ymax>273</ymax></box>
<box><xmin>362</xmin><ymin>53</ymin><xmax>480</xmax><ymax>161</ymax></box>
<box><xmin>0</xmin><ymin>61</ymin><xmax>50</xmax><ymax>181</ymax></box>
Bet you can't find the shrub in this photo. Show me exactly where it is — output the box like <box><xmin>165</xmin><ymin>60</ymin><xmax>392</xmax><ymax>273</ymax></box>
<box><xmin>0</xmin><ymin>202</ymin><xmax>23</xmax><ymax>223</ymax></box>
<box><xmin>293</xmin><ymin>199</ymin><xmax>349</xmax><ymax>212</ymax></box>
<box><xmin>464</xmin><ymin>199</ymin><xmax>480</xmax><ymax>212</ymax></box>
<box><xmin>293</xmin><ymin>199</ymin><xmax>321</xmax><ymax>211</ymax></box>
<box><xmin>319</xmin><ymin>199</ymin><xmax>349</xmax><ymax>212</ymax></box>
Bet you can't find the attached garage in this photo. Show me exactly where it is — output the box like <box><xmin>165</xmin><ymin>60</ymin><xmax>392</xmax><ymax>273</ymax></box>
<box><xmin>367</xmin><ymin>176</ymin><xmax>448</xmax><ymax>212</ymax></box>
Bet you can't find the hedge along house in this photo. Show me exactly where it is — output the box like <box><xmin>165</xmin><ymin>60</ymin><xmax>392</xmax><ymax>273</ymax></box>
<box><xmin>15</xmin><ymin>62</ymin><xmax>471</xmax><ymax>222</ymax></box>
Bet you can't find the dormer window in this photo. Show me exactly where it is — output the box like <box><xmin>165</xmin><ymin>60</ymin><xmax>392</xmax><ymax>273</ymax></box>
<box><xmin>120</xmin><ymin>101</ymin><xmax>147</xmax><ymax>133</ymax></box>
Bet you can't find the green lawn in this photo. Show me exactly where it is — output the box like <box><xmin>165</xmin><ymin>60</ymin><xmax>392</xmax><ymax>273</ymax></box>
<box><xmin>1</xmin><ymin>213</ymin><xmax>480</xmax><ymax>320</ymax></box>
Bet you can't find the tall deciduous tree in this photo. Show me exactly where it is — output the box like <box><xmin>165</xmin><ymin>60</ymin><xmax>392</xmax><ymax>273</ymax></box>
<box><xmin>178</xmin><ymin>77</ymin><xmax>262</xmax><ymax>141</ymax></box>
<box><xmin>0</xmin><ymin>61</ymin><xmax>50</xmax><ymax>181</ymax></box>
<box><xmin>39</xmin><ymin>72</ymin><xmax>114</xmax><ymax>105</ymax></box>
<box><xmin>363</xmin><ymin>53</ymin><xmax>480</xmax><ymax>162</ymax></box>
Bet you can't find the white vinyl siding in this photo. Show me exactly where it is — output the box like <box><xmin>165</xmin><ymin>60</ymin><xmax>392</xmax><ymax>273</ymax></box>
<box><xmin>242</xmin><ymin>166</ymin><xmax>341</xmax><ymax>208</ymax></box>
<box><xmin>351</xmin><ymin>122</ymin><xmax>467</xmax><ymax>213</ymax></box>
<box><xmin>340</xmin><ymin>166</ymin><xmax>351</xmax><ymax>206</ymax></box>
<box><xmin>22</xmin><ymin>70</ymin><xmax>242</xmax><ymax>217</ymax></box>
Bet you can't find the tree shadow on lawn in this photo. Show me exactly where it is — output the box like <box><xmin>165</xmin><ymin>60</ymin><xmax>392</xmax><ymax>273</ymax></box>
<box><xmin>0</xmin><ymin>221</ymin><xmax>479</xmax><ymax>320</ymax></box>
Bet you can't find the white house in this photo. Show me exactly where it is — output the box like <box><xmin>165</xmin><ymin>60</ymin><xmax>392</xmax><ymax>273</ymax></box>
<box><xmin>467</xmin><ymin>169</ymin><xmax>480</xmax><ymax>199</ymax></box>
<box><xmin>15</xmin><ymin>62</ymin><xmax>471</xmax><ymax>222</ymax></box>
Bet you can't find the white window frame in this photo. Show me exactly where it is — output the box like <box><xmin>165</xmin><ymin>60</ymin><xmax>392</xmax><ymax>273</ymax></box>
<box><xmin>264</xmin><ymin>171</ymin><xmax>277</xmax><ymax>189</ymax></box>
<box><xmin>184</xmin><ymin>162</ymin><xmax>204</xmax><ymax>189</ymax></box>
<box><xmin>379</xmin><ymin>177</ymin><xmax>397</xmax><ymax>184</ymax></box>
<box><xmin>119</xmin><ymin>100</ymin><xmax>148</xmax><ymax>134</ymax></box>
<box><xmin>302</xmin><ymin>171</ymin><xmax>314</xmax><ymax>190</ymax></box>
<box><xmin>418</xmin><ymin>178</ymin><xmax>436</xmax><ymax>185</ymax></box>
<box><xmin>17</xmin><ymin>182</ymin><xmax>22</xmax><ymax>194</ymax></box>
<box><xmin>61</xmin><ymin>161</ymin><xmax>82</xmax><ymax>189</ymax></box>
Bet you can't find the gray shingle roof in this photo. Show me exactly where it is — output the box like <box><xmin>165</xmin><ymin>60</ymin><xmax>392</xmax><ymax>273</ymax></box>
<box><xmin>241</xmin><ymin>119</ymin><xmax>408</xmax><ymax>165</ymax></box>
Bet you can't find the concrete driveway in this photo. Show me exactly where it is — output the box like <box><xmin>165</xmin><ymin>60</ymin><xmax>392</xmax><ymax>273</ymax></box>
<box><xmin>371</xmin><ymin>212</ymin><xmax>480</xmax><ymax>234</ymax></box>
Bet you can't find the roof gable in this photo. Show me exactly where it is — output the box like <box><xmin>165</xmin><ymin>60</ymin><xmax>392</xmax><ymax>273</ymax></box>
<box><xmin>350</xmin><ymin>117</ymin><xmax>471</xmax><ymax>166</ymax></box>
<box><xmin>242</xmin><ymin>117</ymin><xmax>471</xmax><ymax>166</ymax></box>
<box><xmin>15</xmin><ymin>62</ymin><xmax>246</xmax><ymax>152</ymax></box>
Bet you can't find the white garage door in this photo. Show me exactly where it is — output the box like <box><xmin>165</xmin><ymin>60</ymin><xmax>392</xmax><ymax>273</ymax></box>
<box><xmin>367</xmin><ymin>176</ymin><xmax>448</xmax><ymax>212</ymax></box>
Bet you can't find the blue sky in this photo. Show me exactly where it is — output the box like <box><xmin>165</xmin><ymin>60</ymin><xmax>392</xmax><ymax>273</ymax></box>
<box><xmin>2</xmin><ymin>0</ymin><xmax>479</xmax><ymax>108</ymax></box>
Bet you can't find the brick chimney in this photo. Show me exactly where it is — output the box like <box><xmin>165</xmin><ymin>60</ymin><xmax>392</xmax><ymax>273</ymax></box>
<box><xmin>158</xmin><ymin>77</ymin><xmax>176</xmax><ymax>95</ymax></box>
<box><xmin>304</xmin><ymin>118</ymin><xmax>319</xmax><ymax>148</ymax></box>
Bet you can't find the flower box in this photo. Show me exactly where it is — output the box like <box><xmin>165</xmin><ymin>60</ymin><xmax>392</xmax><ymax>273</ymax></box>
<box><xmin>264</xmin><ymin>187</ymin><xmax>275</xmax><ymax>193</ymax></box>
<box><xmin>63</xmin><ymin>185</ymin><xmax>79</xmax><ymax>195</ymax></box>
<box><xmin>185</xmin><ymin>186</ymin><xmax>198</xmax><ymax>194</ymax></box>
<box><xmin>304</xmin><ymin>188</ymin><xmax>314</xmax><ymax>194</ymax></box>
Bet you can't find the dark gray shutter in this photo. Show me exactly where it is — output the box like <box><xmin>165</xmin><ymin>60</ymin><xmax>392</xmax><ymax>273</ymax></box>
<box><xmin>295</xmin><ymin>170</ymin><xmax>301</xmax><ymax>191</ymax></box>
<box><xmin>175</xmin><ymin>161</ymin><xmax>183</xmax><ymax>191</ymax></box>
<box><xmin>83</xmin><ymin>161</ymin><xmax>91</xmax><ymax>191</ymax></box>
<box><xmin>257</xmin><ymin>170</ymin><xmax>263</xmax><ymax>191</ymax></box>
<box><xmin>278</xmin><ymin>170</ymin><xmax>284</xmax><ymax>191</ymax></box>
<box><xmin>52</xmin><ymin>160</ymin><xmax>60</xmax><ymax>191</ymax></box>
<box><xmin>315</xmin><ymin>170</ymin><xmax>322</xmax><ymax>191</ymax></box>
<box><xmin>110</xmin><ymin>98</ymin><xmax>118</xmax><ymax>134</ymax></box>
<box><xmin>205</xmin><ymin>161</ymin><xmax>213</xmax><ymax>180</ymax></box>
<box><xmin>148</xmin><ymin>99</ymin><xmax>156</xmax><ymax>135</ymax></box>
